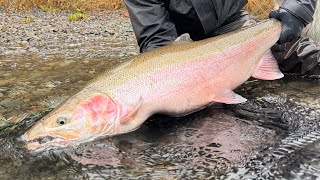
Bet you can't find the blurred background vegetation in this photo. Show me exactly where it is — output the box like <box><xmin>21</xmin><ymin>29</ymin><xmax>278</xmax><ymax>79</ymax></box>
<box><xmin>245</xmin><ymin>0</ymin><xmax>276</xmax><ymax>19</ymax></box>
<box><xmin>0</xmin><ymin>0</ymin><xmax>275</xmax><ymax>16</ymax></box>
<box><xmin>0</xmin><ymin>0</ymin><xmax>124</xmax><ymax>12</ymax></box>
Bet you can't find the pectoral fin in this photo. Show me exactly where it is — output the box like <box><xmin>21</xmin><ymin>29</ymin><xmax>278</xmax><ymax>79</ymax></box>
<box><xmin>120</xmin><ymin>97</ymin><xmax>143</xmax><ymax>124</ymax></box>
<box><xmin>252</xmin><ymin>49</ymin><xmax>284</xmax><ymax>80</ymax></box>
<box><xmin>212</xmin><ymin>90</ymin><xmax>247</xmax><ymax>104</ymax></box>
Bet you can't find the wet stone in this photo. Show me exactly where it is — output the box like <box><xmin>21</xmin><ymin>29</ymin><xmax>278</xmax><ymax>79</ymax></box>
<box><xmin>0</xmin><ymin>47</ymin><xmax>5</xmax><ymax>54</ymax></box>
<box><xmin>0</xmin><ymin>99</ymin><xmax>22</xmax><ymax>108</ymax></box>
<box><xmin>0</xmin><ymin>166</ymin><xmax>7</xmax><ymax>175</ymax></box>
<box><xmin>20</xmin><ymin>40</ymin><xmax>29</xmax><ymax>48</ymax></box>
<box><xmin>41</xmin><ymin>81</ymin><xmax>58</xmax><ymax>88</ymax></box>
<box><xmin>28</xmin><ymin>47</ymin><xmax>39</xmax><ymax>53</ymax></box>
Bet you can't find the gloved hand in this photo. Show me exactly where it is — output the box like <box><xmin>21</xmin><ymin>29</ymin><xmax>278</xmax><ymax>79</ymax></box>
<box><xmin>269</xmin><ymin>8</ymin><xmax>305</xmax><ymax>44</ymax></box>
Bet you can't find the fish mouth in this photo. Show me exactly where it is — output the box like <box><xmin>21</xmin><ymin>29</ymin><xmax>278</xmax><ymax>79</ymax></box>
<box><xmin>23</xmin><ymin>135</ymin><xmax>70</xmax><ymax>152</ymax></box>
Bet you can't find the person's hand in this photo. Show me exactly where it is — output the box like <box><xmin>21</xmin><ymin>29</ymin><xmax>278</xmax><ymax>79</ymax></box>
<box><xmin>269</xmin><ymin>8</ymin><xmax>305</xmax><ymax>44</ymax></box>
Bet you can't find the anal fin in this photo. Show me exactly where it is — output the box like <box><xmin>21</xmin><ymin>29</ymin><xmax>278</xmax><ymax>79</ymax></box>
<box><xmin>212</xmin><ymin>90</ymin><xmax>247</xmax><ymax>104</ymax></box>
<box><xmin>252</xmin><ymin>49</ymin><xmax>284</xmax><ymax>80</ymax></box>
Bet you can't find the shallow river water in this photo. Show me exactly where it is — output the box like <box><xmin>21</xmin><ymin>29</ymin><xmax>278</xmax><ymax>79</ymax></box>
<box><xmin>0</xmin><ymin>44</ymin><xmax>319</xmax><ymax>179</ymax></box>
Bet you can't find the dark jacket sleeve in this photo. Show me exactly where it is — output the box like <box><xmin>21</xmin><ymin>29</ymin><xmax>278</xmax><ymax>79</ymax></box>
<box><xmin>124</xmin><ymin>0</ymin><xmax>178</xmax><ymax>53</ymax></box>
<box><xmin>271</xmin><ymin>37</ymin><xmax>320</xmax><ymax>77</ymax></box>
<box><xmin>271</xmin><ymin>0</ymin><xmax>319</xmax><ymax>77</ymax></box>
<box><xmin>280</xmin><ymin>0</ymin><xmax>317</xmax><ymax>26</ymax></box>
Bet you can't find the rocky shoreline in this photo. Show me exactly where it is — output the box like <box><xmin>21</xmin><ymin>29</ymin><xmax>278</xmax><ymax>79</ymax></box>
<box><xmin>0</xmin><ymin>9</ymin><xmax>140</xmax><ymax>124</ymax></box>
<box><xmin>0</xmin><ymin>9</ymin><xmax>139</xmax><ymax>58</ymax></box>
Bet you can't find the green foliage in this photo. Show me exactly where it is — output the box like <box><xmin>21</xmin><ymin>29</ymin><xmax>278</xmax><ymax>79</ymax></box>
<box><xmin>20</xmin><ymin>17</ymin><xmax>33</xmax><ymax>23</ymax></box>
<box><xmin>0</xmin><ymin>123</ymin><xmax>14</xmax><ymax>131</ymax></box>
<box><xmin>68</xmin><ymin>12</ymin><xmax>88</xmax><ymax>21</ymax></box>
<box><xmin>26</xmin><ymin>109</ymin><xmax>53</xmax><ymax>120</ymax></box>
<box><xmin>0</xmin><ymin>108</ymin><xmax>53</xmax><ymax>132</ymax></box>
<box><xmin>39</xmin><ymin>5</ymin><xmax>58</xmax><ymax>13</ymax></box>
<box><xmin>0</xmin><ymin>116</ymin><xmax>16</xmax><ymax>131</ymax></box>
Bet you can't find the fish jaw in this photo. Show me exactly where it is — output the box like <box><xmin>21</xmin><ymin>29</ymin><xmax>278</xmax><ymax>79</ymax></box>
<box><xmin>22</xmin><ymin>119</ymin><xmax>84</xmax><ymax>151</ymax></box>
<box><xmin>22</xmin><ymin>120</ymin><xmax>48</xmax><ymax>141</ymax></box>
<box><xmin>23</xmin><ymin>125</ymin><xmax>109</xmax><ymax>151</ymax></box>
<box><xmin>25</xmin><ymin>136</ymin><xmax>70</xmax><ymax>152</ymax></box>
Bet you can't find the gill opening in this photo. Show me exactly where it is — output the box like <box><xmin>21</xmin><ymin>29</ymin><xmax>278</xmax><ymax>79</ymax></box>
<box><xmin>86</xmin><ymin>100</ymin><xmax>105</xmax><ymax>132</ymax></box>
<box><xmin>100</xmin><ymin>95</ymin><xmax>119</xmax><ymax>135</ymax></box>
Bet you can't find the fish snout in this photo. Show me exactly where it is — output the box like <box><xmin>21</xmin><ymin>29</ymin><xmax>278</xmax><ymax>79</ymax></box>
<box><xmin>21</xmin><ymin>130</ymin><xmax>39</xmax><ymax>142</ymax></box>
<box><xmin>23</xmin><ymin>122</ymin><xmax>49</xmax><ymax>142</ymax></box>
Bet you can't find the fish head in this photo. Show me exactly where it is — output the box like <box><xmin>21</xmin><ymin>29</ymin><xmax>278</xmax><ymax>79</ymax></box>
<box><xmin>22</xmin><ymin>92</ymin><xmax>122</xmax><ymax>151</ymax></box>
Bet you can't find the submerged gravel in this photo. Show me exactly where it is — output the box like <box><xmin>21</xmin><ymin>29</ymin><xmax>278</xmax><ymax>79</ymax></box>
<box><xmin>0</xmin><ymin>9</ymin><xmax>139</xmax><ymax>58</ymax></box>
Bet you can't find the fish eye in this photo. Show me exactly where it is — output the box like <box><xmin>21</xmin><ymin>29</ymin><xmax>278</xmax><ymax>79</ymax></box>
<box><xmin>57</xmin><ymin>116</ymin><xmax>68</xmax><ymax>125</ymax></box>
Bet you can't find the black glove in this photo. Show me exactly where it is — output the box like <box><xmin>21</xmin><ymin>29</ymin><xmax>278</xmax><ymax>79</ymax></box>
<box><xmin>269</xmin><ymin>8</ymin><xmax>305</xmax><ymax>44</ymax></box>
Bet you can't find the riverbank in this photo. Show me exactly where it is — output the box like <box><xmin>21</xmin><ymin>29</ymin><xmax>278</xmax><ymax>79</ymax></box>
<box><xmin>0</xmin><ymin>9</ymin><xmax>138</xmax><ymax>58</ymax></box>
<box><xmin>0</xmin><ymin>8</ymin><xmax>140</xmax><ymax>128</ymax></box>
<box><xmin>0</xmin><ymin>0</ymin><xmax>277</xmax><ymax>58</ymax></box>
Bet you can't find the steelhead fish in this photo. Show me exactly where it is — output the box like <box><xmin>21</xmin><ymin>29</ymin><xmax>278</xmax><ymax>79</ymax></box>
<box><xmin>23</xmin><ymin>19</ymin><xmax>283</xmax><ymax>151</ymax></box>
